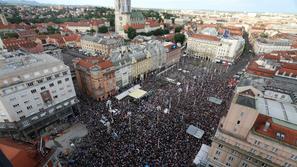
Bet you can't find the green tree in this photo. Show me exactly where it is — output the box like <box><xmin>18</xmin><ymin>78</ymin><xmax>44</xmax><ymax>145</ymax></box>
<box><xmin>126</xmin><ymin>27</ymin><xmax>137</xmax><ymax>40</ymax></box>
<box><xmin>173</xmin><ymin>33</ymin><xmax>186</xmax><ymax>44</ymax></box>
<box><xmin>175</xmin><ymin>26</ymin><xmax>183</xmax><ymax>33</ymax></box>
<box><xmin>90</xmin><ymin>29</ymin><xmax>96</xmax><ymax>34</ymax></box>
<box><xmin>98</xmin><ymin>26</ymin><xmax>108</xmax><ymax>33</ymax></box>
<box><xmin>47</xmin><ymin>26</ymin><xmax>60</xmax><ymax>34</ymax></box>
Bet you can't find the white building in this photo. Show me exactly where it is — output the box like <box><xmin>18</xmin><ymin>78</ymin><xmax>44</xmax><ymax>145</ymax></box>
<box><xmin>0</xmin><ymin>51</ymin><xmax>78</xmax><ymax>138</ymax></box>
<box><xmin>187</xmin><ymin>34</ymin><xmax>245</xmax><ymax>64</ymax></box>
<box><xmin>254</xmin><ymin>38</ymin><xmax>292</xmax><ymax>55</ymax></box>
<box><xmin>109</xmin><ymin>47</ymin><xmax>133</xmax><ymax>90</ymax></box>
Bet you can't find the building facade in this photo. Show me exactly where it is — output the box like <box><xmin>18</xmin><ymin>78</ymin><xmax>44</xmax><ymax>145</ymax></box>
<box><xmin>187</xmin><ymin>34</ymin><xmax>245</xmax><ymax>64</ymax></box>
<box><xmin>207</xmin><ymin>88</ymin><xmax>297</xmax><ymax>167</ymax></box>
<box><xmin>109</xmin><ymin>48</ymin><xmax>133</xmax><ymax>90</ymax></box>
<box><xmin>0</xmin><ymin>51</ymin><xmax>78</xmax><ymax>139</ymax></box>
<box><xmin>81</xmin><ymin>35</ymin><xmax>124</xmax><ymax>56</ymax></box>
<box><xmin>253</xmin><ymin>38</ymin><xmax>293</xmax><ymax>55</ymax></box>
<box><xmin>74</xmin><ymin>57</ymin><xmax>116</xmax><ymax>101</ymax></box>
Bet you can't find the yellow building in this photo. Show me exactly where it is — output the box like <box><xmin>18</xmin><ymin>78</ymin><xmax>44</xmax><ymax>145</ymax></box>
<box><xmin>81</xmin><ymin>35</ymin><xmax>124</xmax><ymax>56</ymax></box>
<box><xmin>131</xmin><ymin>51</ymin><xmax>152</xmax><ymax>80</ymax></box>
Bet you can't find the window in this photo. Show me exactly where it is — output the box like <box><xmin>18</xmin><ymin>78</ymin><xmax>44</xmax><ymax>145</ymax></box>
<box><xmin>20</xmin><ymin>116</ymin><xmax>26</xmax><ymax>120</ymax></box>
<box><xmin>218</xmin><ymin>144</ymin><xmax>223</xmax><ymax>149</ymax></box>
<box><xmin>27</xmin><ymin>82</ymin><xmax>34</xmax><ymax>87</ymax></box>
<box><xmin>16</xmin><ymin>110</ymin><xmax>23</xmax><ymax>114</ymax></box>
<box><xmin>53</xmin><ymin>95</ymin><xmax>58</xmax><ymax>99</ymax></box>
<box><xmin>57</xmin><ymin>80</ymin><xmax>62</xmax><ymax>84</ymax></box>
<box><xmin>68</xmin><ymin>89</ymin><xmax>72</xmax><ymax>93</ymax></box>
<box><xmin>272</xmin><ymin>147</ymin><xmax>278</xmax><ymax>153</ymax></box>
<box><xmin>276</xmin><ymin>132</ymin><xmax>285</xmax><ymax>140</ymax></box>
<box><xmin>226</xmin><ymin>162</ymin><xmax>231</xmax><ymax>167</ymax></box>
<box><xmin>261</xmin><ymin>163</ymin><xmax>268</xmax><ymax>167</ymax></box>
<box><xmin>228</xmin><ymin>156</ymin><xmax>234</xmax><ymax>162</ymax></box>
<box><xmin>37</xmin><ymin>79</ymin><xmax>43</xmax><ymax>83</ymax></box>
<box><xmin>215</xmin><ymin>150</ymin><xmax>221</xmax><ymax>156</ymax></box>
<box><xmin>237</xmin><ymin>120</ymin><xmax>241</xmax><ymax>125</ymax></box>
<box><xmin>291</xmin><ymin>155</ymin><xmax>297</xmax><ymax>161</ymax></box>
<box><xmin>59</xmin><ymin>87</ymin><xmax>64</xmax><ymax>91</ymax></box>
<box><xmin>55</xmin><ymin>74</ymin><xmax>60</xmax><ymax>78</ymax></box>
<box><xmin>31</xmin><ymin>89</ymin><xmax>37</xmax><ymax>94</ymax></box>
<box><xmin>41</xmin><ymin>86</ymin><xmax>46</xmax><ymax>90</ymax></box>
<box><xmin>284</xmin><ymin>162</ymin><xmax>292</xmax><ymax>167</ymax></box>
<box><xmin>46</xmin><ymin>76</ymin><xmax>52</xmax><ymax>81</ymax></box>
<box><xmin>254</xmin><ymin>140</ymin><xmax>260</xmax><ymax>145</ymax></box>
<box><xmin>10</xmin><ymin>97</ymin><xmax>16</xmax><ymax>101</ymax></box>
<box><xmin>24</xmin><ymin>100</ymin><xmax>29</xmax><ymax>104</ymax></box>
<box><xmin>27</xmin><ymin>105</ymin><xmax>33</xmax><ymax>110</ymax></box>
<box><xmin>266</xmin><ymin>155</ymin><xmax>272</xmax><ymax>160</ymax></box>
<box><xmin>62</xmin><ymin>71</ymin><xmax>68</xmax><ymax>75</ymax></box>
<box><xmin>250</xmin><ymin>148</ymin><xmax>256</xmax><ymax>154</ymax></box>
<box><xmin>65</xmin><ymin>78</ymin><xmax>70</xmax><ymax>82</ymax></box>
<box><xmin>49</xmin><ymin>83</ymin><xmax>54</xmax><ymax>87</ymax></box>
<box><xmin>13</xmin><ymin>104</ymin><xmax>19</xmax><ymax>108</ymax></box>
<box><xmin>241</xmin><ymin>162</ymin><xmax>248</xmax><ymax>167</ymax></box>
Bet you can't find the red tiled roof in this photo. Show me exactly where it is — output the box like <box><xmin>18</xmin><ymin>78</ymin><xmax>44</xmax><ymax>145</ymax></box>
<box><xmin>254</xmin><ymin>115</ymin><xmax>297</xmax><ymax>147</ymax></box>
<box><xmin>191</xmin><ymin>34</ymin><xmax>220</xmax><ymax>42</ymax></box>
<box><xmin>3</xmin><ymin>38</ymin><xmax>30</xmax><ymax>48</ymax></box>
<box><xmin>282</xmin><ymin>62</ymin><xmax>297</xmax><ymax>70</ymax></box>
<box><xmin>63</xmin><ymin>34</ymin><xmax>80</xmax><ymax>42</ymax></box>
<box><xmin>123</xmin><ymin>24</ymin><xmax>145</xmax><ymax>30</ymax></box>
<box><xmin>0</xmin><ymin>138</ymin><xmax>52</xmax><ymax>167</ymax></box>
<box><xmin>146</xmin><ymin>19</ymin><xmax>160</xmax><ymax>27</ymax></box>
<box><xmin>65</xmin><ymin>19</ymin><xmax>105</xmax><ymax>27</ymax></box>
<box><xmin>77</xmin><ymin>57</ymin><xmax>113</xmax><ymax>69</ymax></box>
<box><xmin>246</xmin><ymin>61</ymin><xmax>276</xmax><ymax>77</ymax></box>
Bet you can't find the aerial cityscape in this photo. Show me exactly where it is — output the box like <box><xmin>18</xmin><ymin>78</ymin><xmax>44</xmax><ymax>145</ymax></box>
<box><xmin>0</xmin><ymin>0</ymin><xmax>297</xmax><ymax>167</ymax></box>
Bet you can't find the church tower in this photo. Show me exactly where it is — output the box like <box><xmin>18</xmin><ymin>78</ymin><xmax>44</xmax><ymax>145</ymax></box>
<box><xmin>115</xmin><ymin>0</ymin><xmax>132</xmax><ymax>34</ymax></box>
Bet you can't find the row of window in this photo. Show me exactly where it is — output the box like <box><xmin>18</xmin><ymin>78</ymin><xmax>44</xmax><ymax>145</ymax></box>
<box><xmin>27</xmin><ymin>71</ymin><xmax>69</xmax><ymax>88</ymax></box>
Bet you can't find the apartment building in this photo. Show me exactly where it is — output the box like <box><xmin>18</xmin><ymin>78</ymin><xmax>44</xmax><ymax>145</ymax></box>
<box><xmin>187</xmin><ymin>34</ymin><xmax>245</xmax><ymax>64</ymax></box>
<box><xmin>73</xmin><ymin>57</ymin><xmax>116</xmax><ymax>101</ymax></box>
<box><xmin>207</xmin><ymin>87</ymin><xmax>297</xmax><ymax>167</ymax></box>
<box><xmin>0</xmin><ymin>51</ymin><xmax>78</xmax><ymax>139</ymax></box>
<box><xmin>81</xmin><ymin>34</ymin><xmax>124</xmax><ymax>56</ymax></box>
<box><xmin>253</xmin><ymin>38</ymin><xmax>293</xmax><ymax>55</ymax></box>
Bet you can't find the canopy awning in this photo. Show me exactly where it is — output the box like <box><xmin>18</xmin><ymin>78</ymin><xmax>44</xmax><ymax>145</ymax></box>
<box><xmin>186</xmin><ymin>125</ymin><xmax>205</xmax><ymax>139</ymax></box>
<box><xmin>129</xmin><ymin>89</ymin><xmax>147</xmax><ymax>99</ymax></box>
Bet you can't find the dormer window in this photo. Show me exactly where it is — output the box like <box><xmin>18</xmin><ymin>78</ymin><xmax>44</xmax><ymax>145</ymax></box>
<box><xmin>276</xmin><ymin>132</ymin><xmax>285</xmax><ymax>140</ymax></box>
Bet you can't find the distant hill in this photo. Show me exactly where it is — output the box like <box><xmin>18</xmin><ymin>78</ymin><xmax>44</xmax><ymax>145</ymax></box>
<box><xmin>0</xmin><ymin>0</ymin><xmax>41</xmax><ymax>5</ymax></box>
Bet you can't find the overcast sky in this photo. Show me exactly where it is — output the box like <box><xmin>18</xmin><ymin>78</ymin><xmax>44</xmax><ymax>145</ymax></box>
<box><xmin>35</xmin><ymin>0</ymin><xmax>297</xmax><ymax>13</ymax></box>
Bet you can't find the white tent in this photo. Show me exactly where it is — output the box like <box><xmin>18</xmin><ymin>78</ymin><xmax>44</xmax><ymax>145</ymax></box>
<box><xmin>115</xmin><ymin>85</ymin><xmax>141</xmax><ymax>100</ymax></box>
<box><xmin>193</xmin><ymin>144</ymin><xmax>210</xmax><ymax>165</ymax></box>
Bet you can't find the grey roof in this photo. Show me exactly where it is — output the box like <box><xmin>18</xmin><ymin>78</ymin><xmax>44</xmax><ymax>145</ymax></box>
<box><xmin>238</xmin><ymin>74</ymin><xmax>297</xmax><ymax>103</ymax></box>
<box><xmin>0</xmin><ymin>51</ymin><xmax>67</xmax><ymax>88</ymax></box>
<box><xmin>81</xmin><ymin>35</ymin><xmax>124</xmax><ymax>45</ymax></box>
<box><xmin>236</xmin><ymin>95</ymin><xmax>256</xmax><ymax>109</ymax></box>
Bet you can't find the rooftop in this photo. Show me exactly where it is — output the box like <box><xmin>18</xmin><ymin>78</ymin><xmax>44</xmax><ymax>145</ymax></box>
<box><xmin>255</xmin><ymin>97</ymin><xmax>297</xmax><ymax>128</ymax></box>
<box><xmin>81</xmin><ymin>35</ymin><xmax>124</xmax><ymax>45</ymax></box>
<box><xmin>191</xmin><ymin>34</ymin><xmax>220</xmax><ymax>42</ymax></box>
<box><xmin>0</xmin><ymin>51</ymin><xmax>67</xmax><ymax>88</ymax></box>
<box><xmin>75</xmin><ymin>57</ymin><xmax>113</xmax><ymax>70</ymax></box>
<box><xmin>0</xmin><ymin>138</ymin><xmax>54</xmax><ymax>167</ymax></box>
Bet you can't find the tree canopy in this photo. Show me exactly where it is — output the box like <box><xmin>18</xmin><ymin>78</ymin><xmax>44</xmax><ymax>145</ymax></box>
<box><xmin>98</xmin><ymin>26</ymin><xmax>108</xmax><ymax>33</ymax></box>
<box><xmin>126</xmin><ymin>27</ymin><xmax>137</xmax><ymax>40</ymax></box>
<box><xmin>173</xmin><ymin>33</ymin><xmax>186</xmax><ymax>44</ymax></box>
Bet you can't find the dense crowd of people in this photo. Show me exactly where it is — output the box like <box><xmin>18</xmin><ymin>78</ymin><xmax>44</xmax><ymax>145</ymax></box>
<box><xmin>65</xmin><ymin>56</ymin><xmax>248</xmax><ymax>166</ymax></box>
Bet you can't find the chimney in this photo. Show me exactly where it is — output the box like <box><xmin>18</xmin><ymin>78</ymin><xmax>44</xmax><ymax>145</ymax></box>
<box><xmin>263</xmin><ymin>121</ymin><xmax>270</xmax><ymax>132</ymax></box>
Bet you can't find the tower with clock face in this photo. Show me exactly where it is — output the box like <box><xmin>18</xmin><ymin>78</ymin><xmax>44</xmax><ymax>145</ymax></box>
<box><xmin>115</xmin><ymin>0</ymin><xmax>132</xmax><ymax>35</ymax></box>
